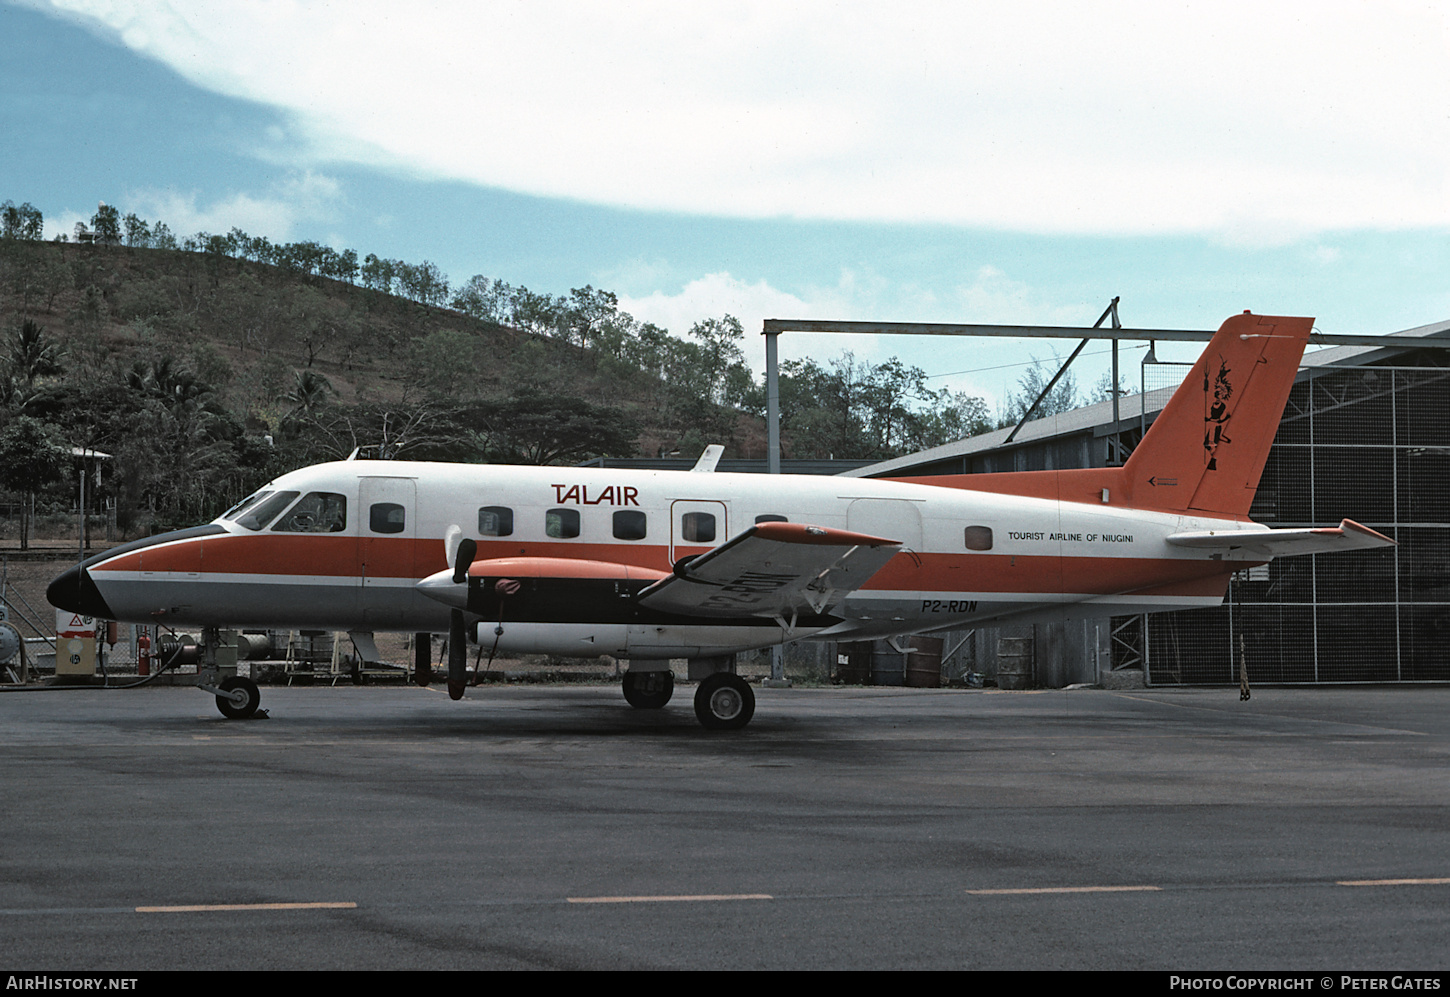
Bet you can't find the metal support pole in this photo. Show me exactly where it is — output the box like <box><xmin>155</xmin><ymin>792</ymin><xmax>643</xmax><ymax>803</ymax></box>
<box><xmin>765</xmin><ymin>330</ymin><xmax>781</xmax><ymax>475</ymax></box>
<box><xmin>1110</xmin><ymin>297</ymin><xmax>1122</xmax><ymax>464</ymax></box>
<box><xmin>77</xmin><ymin>466</ymin><xmax>85</xmax><ymax>566</ymax></box>
<box><xmin>1004</xmin><ymin>297</ymin><xmax>1119</xmax><ymax>446</ymax></box>
<box><xmin>760</xmin><ymin>329</ymin><xmax>789</xmax><ymax>686</ymax></box>
<box><xmin>1004</xmin><ymin>337</ymin><xmax>1091</xmax><ymax>444</ymax></box>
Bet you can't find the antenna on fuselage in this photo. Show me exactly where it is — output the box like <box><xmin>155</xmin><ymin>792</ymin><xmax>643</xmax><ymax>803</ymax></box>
<box><xmin>691</xmin><ymin>444</ymin><xmax>724</xmax><ymax>472</ymax></box>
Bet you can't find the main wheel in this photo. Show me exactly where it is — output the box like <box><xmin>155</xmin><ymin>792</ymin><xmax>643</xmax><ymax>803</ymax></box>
<box><xmin>693</xmin><ymin>673</ymin><xmax>755</xmax><ymax>730</ymax></box>
<box><xmin>216</xmin><ymin>676</ymin><xmax>261</xmax><ymax>719</ymax></box>
<box><xmin>623</xmin><ymin>670</ymin><xmax>674</xmax><ymax>709</ymax></box>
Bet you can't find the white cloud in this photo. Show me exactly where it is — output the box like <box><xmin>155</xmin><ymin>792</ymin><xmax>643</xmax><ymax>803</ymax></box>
<box><xmin>125</xmin><ymin>173</ymin><xmax>342</xmax><ymax>241</ymax></box>
<box><xmin>618</xmin><ymin>271</ymin><xmax>856</xmax><ymax>374</ymax></box>
<box><xmin>29</xmin><ymin>0</ymin><xmax>1450</xmax><ymax>238</ymax></box>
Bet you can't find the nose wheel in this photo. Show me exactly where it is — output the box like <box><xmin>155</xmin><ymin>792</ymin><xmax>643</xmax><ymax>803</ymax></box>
<box><xmin>693</xmin><ymin>673</ymin><xmax>754</xmax><ymax>730</ymax></box>
<box><xmin>216</xmin><ymin>676</ymin><xmax>262</xmax><ymax>719</ymax></box>
<box><xmin>623</xmin><ymin>670</ymin><xmax>674</xmax><ymax>709</ymax></box>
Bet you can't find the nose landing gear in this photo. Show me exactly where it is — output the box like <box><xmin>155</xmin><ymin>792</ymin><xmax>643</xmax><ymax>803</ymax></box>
<box><xmin>216</xmin><ymin>675</ymin><xmax>262</xmax><ymax>719</ymax></box>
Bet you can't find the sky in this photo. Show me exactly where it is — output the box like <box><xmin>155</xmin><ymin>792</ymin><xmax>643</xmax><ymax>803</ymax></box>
<box><xmin>3</xmin><ymin>0</ymin><xmax>1448</xmax><ymax>412</ymax></box>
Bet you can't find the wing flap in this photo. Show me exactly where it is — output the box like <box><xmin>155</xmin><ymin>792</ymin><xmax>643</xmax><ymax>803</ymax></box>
<box><xmin>1165</xmin><ymin>519</ymin><xmax>1394</xmax><ymax>557</ymax></box>
<box><xmin>637</xmin><ymin>522</ymin><xmax>901</xmax><ymax>619</ymax></box>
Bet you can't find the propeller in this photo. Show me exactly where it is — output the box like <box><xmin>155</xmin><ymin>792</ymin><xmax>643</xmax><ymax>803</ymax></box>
<box><xmin>446</xmin><ymin>538</ymin><xmax>477</xmax><ymax>700</ymax></box>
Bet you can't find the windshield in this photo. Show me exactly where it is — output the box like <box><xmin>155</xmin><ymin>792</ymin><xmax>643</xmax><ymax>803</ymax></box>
<box><xmin>221</xmin><ymin>489</ymin><xmax>272</xmax><ymax>522</ymax></box>
<box><xmin>233</xmin><ymin>490</ymin><xmax>300</xmax><ymax>531</ymax></box>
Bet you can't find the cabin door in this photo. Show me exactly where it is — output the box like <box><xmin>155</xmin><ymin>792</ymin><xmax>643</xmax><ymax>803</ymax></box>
<box><xmin>359</xmin><ymin>476</ymin><xmax>418</xmax><ymax>626</ymax></box>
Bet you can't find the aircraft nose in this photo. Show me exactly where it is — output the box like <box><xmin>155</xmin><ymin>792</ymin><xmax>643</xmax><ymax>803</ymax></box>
<box><xmin>46</xmin><ymin>563</ymin><xmax>116</xmax><ymax>619</ymax></box>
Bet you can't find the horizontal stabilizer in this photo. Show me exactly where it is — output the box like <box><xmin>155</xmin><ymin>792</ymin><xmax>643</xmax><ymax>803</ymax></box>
<box><xmin>638</xmin><ymin>522</ymin><xmax>900</xmax><ymax>619</ymax></box>
<box><xmin>1165</xmin><ymin>519</ymin><xmax>1394</xmax><ymax>557</ymax></box>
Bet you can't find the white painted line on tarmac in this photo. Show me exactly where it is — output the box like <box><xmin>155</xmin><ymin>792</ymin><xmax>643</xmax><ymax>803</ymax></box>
<box><xmin>567</xmin><ymin>893</ymin><xmax>773</xmax><ymax>904</ymax></box>
<box><xmin>1337</xmin><ymin>878</ymin><xmax>1450</xmax><ymax>887</ymax></box>
<box><xmin>135</xmin><ymin>901</ymin><xmax>357</xmax><ymax>912</ymax></box>
<box><xmin>965</xmin><ymin>885</ymin><xmax>1162</xmax><ymax>895</ymax></box>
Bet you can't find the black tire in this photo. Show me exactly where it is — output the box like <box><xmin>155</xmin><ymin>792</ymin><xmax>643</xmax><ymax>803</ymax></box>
<box><xmin>693</xmin><ymin>673</ymin><xmax>755</xmax><ymax>730</ymax></box>
<box><xmin>623</xmin><ymin>670</ymin><xmax>674</xmax><ymax>709</ymax></box>
<box><xmin>217</xmin><ymin>676</ymin><xmax>261</xmax><ymax>719</ymax></box>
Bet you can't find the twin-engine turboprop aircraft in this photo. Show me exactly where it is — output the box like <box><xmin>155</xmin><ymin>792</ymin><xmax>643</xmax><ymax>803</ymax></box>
<box><xmin>48</xmin><ymin>312</ymin><xmax>1392</xmax><ymax>728</ymax></box>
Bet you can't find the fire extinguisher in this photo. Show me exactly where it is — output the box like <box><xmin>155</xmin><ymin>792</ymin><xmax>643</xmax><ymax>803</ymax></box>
<box><xmin>137</xmin><ymin>629</ymin><xmax>151</xmax><ymax>677</ymax></box>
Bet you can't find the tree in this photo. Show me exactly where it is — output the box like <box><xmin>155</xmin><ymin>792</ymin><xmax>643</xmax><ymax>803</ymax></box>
<box><xmin>563</xmin><ymin>285</ymin><xmax>618</xmax><ymax>355</ymax></box>
<box><xmin>396</xmin><ymin>260</ymin><xmax>449</xmax><ymax>307</ymax></box>
<box><xmin>280</xmin><ymin>369</ymin><xmax>338</xmax><ymax>435</ymax></box>
<box><xmin>360</xmin><ymin>253</ymin><xmax>397</xmax><ymax>295</ymax></box>
<box><xmin>122</xmin><ymin>213</ymin><xmax>151</xmax><ymax>247</ymax></box>
<box><xmin>5</xmin><ymin>319</ymin><xmax>64</xmax><ymax>392</ymax></box>
<box><xmin>150</xmin><ymin>222</ymin><xmax>178</xmax><ymax>250</ymax></box>
<box><xmin>998</xmin><ymin>356</ymin><xmax>1080</xmax><ymax>427</ymax></box>
<box><xmin>1</xmin><ymin>201</ymin><xmax>43</xmax><ymax>240</ymax></box>
<box><xmin>461</xmin><ymin>391</ymin><xmax>639</xmax><ymax>465</ymax></box>
<box><xmin>1088</xmin><ymin>369</ymin><xmax>1131</xmax><ymax>405</ymax></box>
<box><xmin>451</xmin><ymin>275</ymin><xmax>512</xmax><ymax>323</ymax></box>
<box><xmin>688</xmin><ymin>315</ymin><xmax>751</xmax><ymax>406</ymax></box>
<box><xmin>91</xmin><ymin>203</ymin><xmax>121</xmax><ymax>246</ymax></box>
<box><xmin>0</xmin><ymin>416</ymin><xmax>67</xmax><ymax>548</ymax></box>
<box><xmin>507</xmin><ymin>287</ymin><xmax>563</xmax><ymax>337</ymax></box>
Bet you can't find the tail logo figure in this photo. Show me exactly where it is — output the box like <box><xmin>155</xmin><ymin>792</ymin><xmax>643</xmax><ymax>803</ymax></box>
<box><xmin>1204</xmin><ymin>357</ymin><xmax>1234</xmax><ymax>470</ymax></box>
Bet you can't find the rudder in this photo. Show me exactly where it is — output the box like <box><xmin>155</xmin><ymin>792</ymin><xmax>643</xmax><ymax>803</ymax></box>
<box><xmin>1123</xmin><ymin>311</ymin><xmax>1311</xmax><ymax>518</ymax></box>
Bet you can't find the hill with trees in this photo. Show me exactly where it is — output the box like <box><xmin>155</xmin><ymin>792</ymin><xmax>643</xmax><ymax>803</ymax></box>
<box><xmin>0</xmin><ymin>197</ymin><xmax>998</xmax><ymax>543</ymax></box>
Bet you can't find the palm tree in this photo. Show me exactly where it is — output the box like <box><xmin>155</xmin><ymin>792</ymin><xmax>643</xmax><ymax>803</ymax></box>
<box><xmin>6</xmin><ymin>320</ymin><xmax>63</xmax><ymax>391</ymax></box>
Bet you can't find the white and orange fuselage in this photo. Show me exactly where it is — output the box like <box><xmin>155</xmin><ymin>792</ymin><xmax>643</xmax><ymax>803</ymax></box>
<box><xmin>59</xmin><ymin>462</ymin><xmax>1260</xmax><ymax>657</ymax></box>
<box><xmin>48</xmin><ymin>312</ymin><xmax>1393</xmax><ymax>661</ymax></box>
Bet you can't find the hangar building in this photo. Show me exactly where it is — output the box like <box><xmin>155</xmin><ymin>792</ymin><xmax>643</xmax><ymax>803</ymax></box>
<box><xmin>845</xmin><ymin>318</ymin><xmax>1450</xmax><ymax>687</ymax></box>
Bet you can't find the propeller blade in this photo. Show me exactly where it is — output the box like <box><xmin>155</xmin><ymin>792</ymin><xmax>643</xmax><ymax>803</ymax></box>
<box><xmin>453</xmin><ymin>538</ymin><xmax>477</xmax><ymax>585</ymax></box>
<box><xmin>447</xmin><ymin>608</ymin><xmax>467</xmax><ymax>700</ymax></box>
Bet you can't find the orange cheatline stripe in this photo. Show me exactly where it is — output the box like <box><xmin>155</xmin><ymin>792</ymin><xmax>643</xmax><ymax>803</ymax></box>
<box><xmin>1337</xmin><ymin>878</ymin><xmax>1450</xmax><ymax>887</ymax></box>
<box><xmin>965</xmin><ymin>885</ymin><xmax>1161</xmax><ymax>896</ymax></box>
<box><xmin>135</xmin><ymin>902</ymin><xmax>357</xmax><ymax>912</ymax></box>
<box><xmin>566</xmin><ymin>894</ymin><xmax>772</xmax><ymax>904</ymax></box>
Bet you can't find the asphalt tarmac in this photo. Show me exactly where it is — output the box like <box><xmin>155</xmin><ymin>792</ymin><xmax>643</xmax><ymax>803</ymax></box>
<box><xmin>1</xmin><ymin>682</ymin><xmax>1447</xmax><ymax>970</ymax></box>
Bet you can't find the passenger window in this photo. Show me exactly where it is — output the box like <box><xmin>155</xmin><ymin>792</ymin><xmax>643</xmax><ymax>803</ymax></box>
<box><xmin>681</xmin><ymin>512</ymin><xmax>715</xmax><ymax>543</ymax></box>
<box><xmin>546</xmin><ymin>508</ymin><xmax>580</xmax><ymax>539</ymax></box>
<box><xmin>613</xmin><ymin>510</ymin><xmax>647</xmax><ymax>541</ymax></box>
<box><xmin>478</xmin><ymin>506</ymin><xmax>513</xmax><ymax>537</ymax></box>
<box><xmin>755</xmin><ymin>514</ymin><xmax>787</xmax><ymax>525</ymax></box>
<box><xmin>369</xmin><ymin>502</ymin><xmax>405</xmax><ymax>534</ymax></box>
<box><xmin>272</xmin><ymin>492</ymin><xmax>347</xmax><ymax>533</ymax></box>
<box><xmin>234</xmin><ymin>490</ymin><xmax>298</xmax><ymax>531</ymax></box>
<box><xmin>964</xmin><ymin>525</ymin><xmax>993</xmax><ymax>551</ymax></box>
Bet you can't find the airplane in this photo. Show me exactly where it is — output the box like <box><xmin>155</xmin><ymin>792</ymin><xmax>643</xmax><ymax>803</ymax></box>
<box><xmin>48</xmin><ymin>311</ymin><xmax>1393</xmax><ymax>729</ymax></box>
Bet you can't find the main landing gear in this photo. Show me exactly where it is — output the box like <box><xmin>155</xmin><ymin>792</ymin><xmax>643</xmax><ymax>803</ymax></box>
<box><xmin>622</xmin><ymin>670</ymin><xmax>674</xmax><ymax>709</ymax></box>
<box><xmin>622</xmin><ymin>664</ymin><xmax>755</xmax><ymax>730</ymax></box>
<box><xmin>694</xmin><ymin>672</ymin><xmax>754</xmax><ymax>731</ymax></box>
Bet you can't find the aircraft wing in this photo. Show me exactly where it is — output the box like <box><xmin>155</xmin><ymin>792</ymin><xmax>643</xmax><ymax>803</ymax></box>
<box><xmin>636</xmin><ymin>522</ymin><xmax>901</xmax><ymax>619</ymax></box>
<box><xmin>1165</xmin><ymin>519</ymin><xmax>1394</xmax><ymax>557</ymax></box>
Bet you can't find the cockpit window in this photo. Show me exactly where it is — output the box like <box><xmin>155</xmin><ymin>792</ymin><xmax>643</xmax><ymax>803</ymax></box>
<box><xmin>271</xmin><ymin>492</ymin><xmax>348</xmax><ymax>533</ymax></box>
<box><xmin>222</xmin><ymin>489</ymin><xmax>272</xmax><ymax>522</ymax></box>
<box><xmin>232</xmin><ymin>490</ymin><xmax>299</xmax><ymax>531</ymax></box>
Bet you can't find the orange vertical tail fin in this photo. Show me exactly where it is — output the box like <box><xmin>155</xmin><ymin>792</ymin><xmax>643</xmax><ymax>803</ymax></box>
<box><xmin>1123</xmin><ymin>311</ymin><xmax>1311</xmax><ymax>518</ymax></box>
